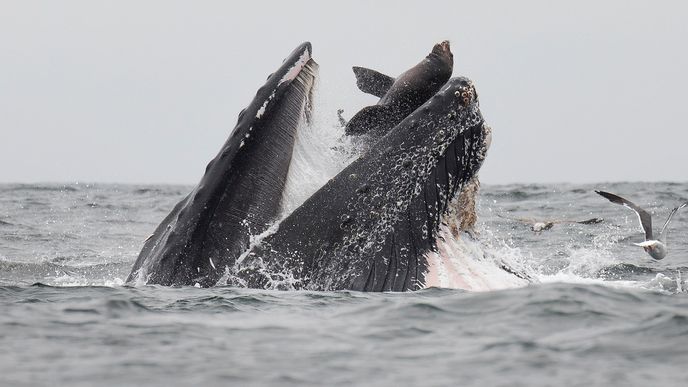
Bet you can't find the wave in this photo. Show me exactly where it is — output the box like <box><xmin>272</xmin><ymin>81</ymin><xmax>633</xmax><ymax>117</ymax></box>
<box><xmin>0</xmin><ymin>258</ymin><xmax>131</xmax><ymax>287</ymax></box>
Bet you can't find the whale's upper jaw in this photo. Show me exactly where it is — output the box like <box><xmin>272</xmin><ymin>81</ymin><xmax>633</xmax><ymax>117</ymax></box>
<box><xmin>348</xmin><ymin>77</ymin><xmax>489</xmax><ymax>291</ymax></box>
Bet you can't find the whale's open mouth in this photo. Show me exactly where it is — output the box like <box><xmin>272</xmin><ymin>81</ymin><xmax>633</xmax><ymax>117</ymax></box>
<box><xmin>129</xmin><ymin>42</ymin><xmax>501</xmax><ymax>292</ymax></box>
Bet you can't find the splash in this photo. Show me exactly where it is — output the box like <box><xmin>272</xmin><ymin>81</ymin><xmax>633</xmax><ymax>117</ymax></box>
<box><xmin>278</xmin><ymin>79</ymin><xmax>361</xmax><ymax>217</ymax></box>
<box><xmin>477</xmin><ymin>205</ymin><xmax>688</xmax><ymax>294</ymax></box>
<box><xmin>424</xmin><ymin>225</ymin><xmax>532</xmax><ymax>291</ymax></box>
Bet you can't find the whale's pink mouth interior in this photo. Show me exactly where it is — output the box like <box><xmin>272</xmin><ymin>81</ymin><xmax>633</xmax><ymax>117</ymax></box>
<box><xmin>280</xmin><ymin>49</ymin><xmax>312</xmax><ymax>86</ymax></box>
<box><xmin>255</xmin><ymin>49</ymin><xmax>316</xmax><ymax>120</ymax></box>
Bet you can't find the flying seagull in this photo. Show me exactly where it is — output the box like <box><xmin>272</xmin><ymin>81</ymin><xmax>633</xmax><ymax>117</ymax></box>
<box><xmin>595</xmin><ymin>190</ymin><xmax>688</xmax><ymax>260</ymax></box>
<box><xmin>497</xmin><ymin>213</ymin><xmax>603</xmax><ymax>233</ymax></box>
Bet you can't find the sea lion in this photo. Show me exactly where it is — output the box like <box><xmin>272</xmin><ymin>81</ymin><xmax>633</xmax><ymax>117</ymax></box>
<box><xmin>345</xmin><ymin>41</ymin><xmax>454</xmax><ymax>138</ymax></box>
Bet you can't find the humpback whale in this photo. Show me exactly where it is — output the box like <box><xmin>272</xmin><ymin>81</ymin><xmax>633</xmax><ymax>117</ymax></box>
<box><xmin>344</xmin><ymin>41</ymin><xmax>453</xmax><ymax>138</ymax></box>
<box><xmin>127</xmin><ymin>43</ymin><xmax>318</xmax><ymax>286</ymax></box>
<box><xmin>128</xmin><ymin>42</ymin><xmax>511</xmax><ymax>291</ymax></box>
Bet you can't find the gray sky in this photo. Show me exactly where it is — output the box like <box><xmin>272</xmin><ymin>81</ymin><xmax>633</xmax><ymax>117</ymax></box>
<box><xmin>1</xmin><ymin>0</ymin><xmax>686</xmax><ymax>185</ymax></box>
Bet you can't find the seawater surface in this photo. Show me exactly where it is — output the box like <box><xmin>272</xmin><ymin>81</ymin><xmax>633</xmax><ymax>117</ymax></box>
<box><xmin>1</xmin><ymin>182</ymin><xmax>688</xmax><ymax>386</ymax></box>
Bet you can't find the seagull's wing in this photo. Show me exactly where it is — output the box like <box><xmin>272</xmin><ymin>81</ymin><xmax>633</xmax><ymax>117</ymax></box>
<box><xmin>576</xmin><ymin>217</ymin><xmax>605</xmax><ymax>225</ymax></box>
<box><xmin>658</xmin><ymin>201</ymin><xmax>688</xmax><ymax>242</ymax></box>
<box><xmin>552</xmin><ymin>217</ymin><xmax>604</xmax><ymax>225</ymax></box>
<box><xmin>595</xmin><ymin>190</ymin><xmax>653</xmax><ymax>240</ymax></box>
<box><xmin>497</xmin><ymin>213</ymin><xmax>536</xmax><ymax>224</ymax></box>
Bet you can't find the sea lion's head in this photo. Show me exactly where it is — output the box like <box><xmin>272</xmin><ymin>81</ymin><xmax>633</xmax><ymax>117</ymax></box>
<box><xmin>430</xmin><ymin>40</ymin><xmax>453</xmax><ymax>67</ymax></box>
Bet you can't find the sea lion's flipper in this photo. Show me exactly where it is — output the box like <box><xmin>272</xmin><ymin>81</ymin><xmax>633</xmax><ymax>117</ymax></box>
<box><xmin>344</xmin><ymin>105</ymin><xmax>395</xmax><ymax>136</ymax></box>
<box><xmin>352</xmin><ymin>66</ymin><xmax>395</xmax><ymax>98</ymax></box>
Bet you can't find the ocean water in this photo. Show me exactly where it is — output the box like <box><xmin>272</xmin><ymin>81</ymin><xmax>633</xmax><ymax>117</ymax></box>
<box><xmin>1</xmin><ymin>182</ymin><xmax>688</xmax><ymax>386</ymax></box>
